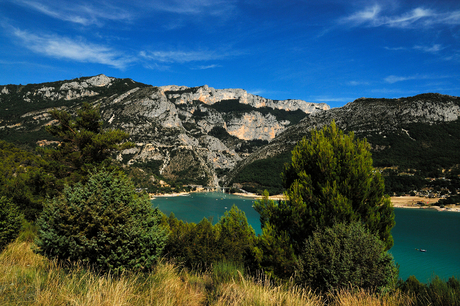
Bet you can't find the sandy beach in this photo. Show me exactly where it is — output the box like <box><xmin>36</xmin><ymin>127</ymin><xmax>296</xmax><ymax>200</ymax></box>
<box><xmin>232</xmin><ymin>192</ymin><xmax>286</xmax><ymax>201</ymax></box>
<box><xmin>149</xmin><ymin>192</ymin><xmax>191</xmax><ymax>199</ymax></box>
<box><xmin>150</xmin><ymin>191</ymin><xmax>286</xmax><ymax>201</ymax></box>
<box><xmin>390</xmin><ymin>196</ymin><xmax>460</xmax><ymax>212</ymax></box>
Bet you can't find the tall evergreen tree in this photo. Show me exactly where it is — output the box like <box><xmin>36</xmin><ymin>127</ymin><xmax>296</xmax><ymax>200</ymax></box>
<box><xmin>254</xmin><ymin>121</ymin><xmax>395</xmax><ymax>277</ymax></box>
<box><xmin>39</xmin><ymin>102</ymin><xmax>134</xmax><ymax>186</ymax></box>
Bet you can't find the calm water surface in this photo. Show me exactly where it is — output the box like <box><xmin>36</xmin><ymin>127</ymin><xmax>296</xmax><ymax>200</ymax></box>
<box><xmin>152</xmin><ymin>192</ymin><xmax>460</xmax><ymax>282</ymax></box>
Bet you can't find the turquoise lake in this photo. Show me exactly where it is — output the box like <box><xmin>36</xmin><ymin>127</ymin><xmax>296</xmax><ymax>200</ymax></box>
<box><xmin>152</xmin><ymin>192</ymin><xmax>460</xmax><ymax>283</ymax></box>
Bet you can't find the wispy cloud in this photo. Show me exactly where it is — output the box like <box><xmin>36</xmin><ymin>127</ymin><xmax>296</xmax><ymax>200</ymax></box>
<box><xmin>144</xmin><ymin>0</ymin><xmax>237</xmax><ymax>16</ymax></box>
<box><xmin>347</xmin><ymin>80</ymin><xmax>370</xmax><ymax>86</ymax></box>
<box><xmin>385</xmin><ymin>44</ymin><xmax>445</xmax><ymax>54</ymax></box>
<box><xmin>384</xmin><ymin>46</ymin><xmax>407</xmax><ymax>51</ymax></box>
<box><xmin>17</xmin><ymin>0</ymin><xmax>132</xmax><ymax>26</ymax></box>
<box><xmin>12</xmin><ymin>28</ymin><xmax>134</xmax><ymax>69</ymax></box>
<box><xmin>413</xmin><ymin>44</ymin><xmax>444</xmax><ymax>53</ymax></box>
<box><xmin>384</xmin><ymin>75</ymin><xmax>419</xmax><ymax>84</ymax></box>
<box><xmin>191</xmin><ymin>64</ymin><xmax>222</xmax><ymax>70</ymax></box>
<box><xmin>341</xmin><ymin>5</ymin><xmax>460</xmax><ymax>29</ymax></box>
<box><xmin>139</xmin><ymin>49</ymin><xmax>241</xmax><ymax>63</ymax></box>
<box><xmin>383</xmin><ymin>74</ymin><xmax>451</xmax><ymax>84</ymax></box>
<box><xmin>310</xmin><ymin>96</ymin><xmax>354</xmax><ymax>103</ymax></box>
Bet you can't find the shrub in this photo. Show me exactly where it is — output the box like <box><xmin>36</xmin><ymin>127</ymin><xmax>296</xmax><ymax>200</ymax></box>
<box><xmin>0</xmin><ymin>196</ymin><xmax>23</xmax><ymax>252</ymax></box>
<box><xmin>35</xmin><ymin>169</ymin><xmax>168</xmax><ymax>273</ymax></box>
<box><xmin>297</xmin><ymin>222</ymin><xmax>398</xmax><ymax>293</ymax></box>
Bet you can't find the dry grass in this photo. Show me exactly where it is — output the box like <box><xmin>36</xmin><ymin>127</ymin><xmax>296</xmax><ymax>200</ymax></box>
<box><xmin>329</xmin><ymin>288</ymin><xmax>414</xmax><ymax>306</ymax></box>
<box><xmin>0</xmin><ymin>241</ymin><xmax>414</xmax><ymax>306</ymax></box>
<box><xmin>215</xmin><ymin>272</ymin><xmax>323</xmax><ymax>306</ymax></box>
<box><xmin>0</xmin><ymin>242</ymin><xmax>206</xmax><ymax>305</ymax></box>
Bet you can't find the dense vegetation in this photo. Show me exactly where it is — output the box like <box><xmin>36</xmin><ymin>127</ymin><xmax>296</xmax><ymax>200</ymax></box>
<box><xmin>230</xmin><ymin>155</ymin><xmax>291</xmax><ymax>194</ymax></box>
<box><xmin>0</xmin><ymin>140</ymin><xmax>55</xmax><ymax>220</ymax></box>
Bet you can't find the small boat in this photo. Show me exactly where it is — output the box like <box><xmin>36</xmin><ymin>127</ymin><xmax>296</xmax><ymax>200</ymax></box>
<box><xmin>415</xmin><ymin>248</ymin><xmax>427</xmax><ymax>252</ymax></box>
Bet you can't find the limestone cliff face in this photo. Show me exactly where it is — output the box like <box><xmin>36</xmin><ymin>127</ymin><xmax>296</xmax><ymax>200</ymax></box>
<box><xmin>1</xmin><ymin>74</ymin><xmax>326</xmax><ymax>187</ymax></box>
<box><xmin>226</xmin><ymin>111</ymin><xmax>289</xmax><ymax>141</ymax></box>
<box><xmin>161</xmin><ymin>84</ymin><xmax>329</xmax><ymax>113</ymax></box>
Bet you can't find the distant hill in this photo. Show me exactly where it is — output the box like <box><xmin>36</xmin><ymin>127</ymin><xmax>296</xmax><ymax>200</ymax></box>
<box><xmin>225</xmin><ymin>93</ymin><xmax>460</xmax><ymax>196</ymax></box>
<box><xmin>0</xmin><ymin>74</ymin><xmax>327</xmax><ymax>190</ymax></box>
<box><xmin>1</xmin><ymin>76</ymin><xmax>459</xmax><ymax>197</ymax></box>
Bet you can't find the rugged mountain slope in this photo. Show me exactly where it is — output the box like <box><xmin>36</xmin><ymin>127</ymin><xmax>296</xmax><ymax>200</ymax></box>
<box><xmin>0</xmin><ymin>75</ymin><xmax>328</xmax><ymax>188</ymax></box>
<box><xmin>227</xmin><ymin>93</ymin><xmax>460</xmax><ymax>194</ymax></box>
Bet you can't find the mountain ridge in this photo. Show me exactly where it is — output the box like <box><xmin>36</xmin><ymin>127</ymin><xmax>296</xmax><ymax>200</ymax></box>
<box><xmin>0</xmin><ymin>74</ymin><xmax>328</xmax><ymax>189</ymax></box>
<box><xmin>1</xmin><ymin>75</ymin><xmax>459</xmax><ymax>196</ymax></box>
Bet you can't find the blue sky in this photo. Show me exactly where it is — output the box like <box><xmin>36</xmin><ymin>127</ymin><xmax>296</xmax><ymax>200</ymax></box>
<box><xmin>1</xmin><ymin>0</ymin><xmax>459</xmax><ymax>108</ymax></box>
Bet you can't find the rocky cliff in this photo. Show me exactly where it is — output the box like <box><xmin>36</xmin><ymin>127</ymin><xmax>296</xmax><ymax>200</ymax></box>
<box><xmin>0</xmin><ymin>75</ymin><xmax>328</xmax><ymax>187</ymax></box>
<box><xmin>225</xmin><ymin>93</ymin><xmax>460</xmax><ymax>194</ymax></box>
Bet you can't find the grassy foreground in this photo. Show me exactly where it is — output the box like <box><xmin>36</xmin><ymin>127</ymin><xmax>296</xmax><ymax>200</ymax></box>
<box><xmin>0</xmin><ymin>241</ymin><xmax>413</xmax><ymax>306</ymax></box>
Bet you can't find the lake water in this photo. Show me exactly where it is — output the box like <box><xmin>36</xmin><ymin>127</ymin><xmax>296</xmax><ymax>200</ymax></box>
<box><xmin>152</xmin><ymin>192</ymin><xmax>460</xmax><ymax>283</ymax></box>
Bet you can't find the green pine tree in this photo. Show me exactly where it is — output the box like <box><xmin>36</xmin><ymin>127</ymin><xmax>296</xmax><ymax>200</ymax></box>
<box><xmin>39</xmin><ymin>102</ymin><xmax>134</xmax><ymax>186</ymax></box>
<box><xmin>254</xmin><ymin>121</ymin><xmax>395</xmax><ymax>279</ymax></box>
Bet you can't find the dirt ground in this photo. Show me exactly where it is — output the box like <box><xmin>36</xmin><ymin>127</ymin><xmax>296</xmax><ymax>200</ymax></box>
<box><xmin>390</xmin><ymin>196</ymin><xmax>439</xmax><ymax>207</ymax></box>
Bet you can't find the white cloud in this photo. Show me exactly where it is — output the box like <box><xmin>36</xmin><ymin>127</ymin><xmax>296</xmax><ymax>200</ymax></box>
<box><xmin>342</xmin><ymin>5</ymin><xmax>382</xmax><ymax>26</ymax></box>
<box><xmin>384</xmin><ymin>46</ymin><xmax>407</xmax><ymax>51</ymax></box>
<box><xmin>12</xmin><ymin>28</ymin><xmax>133</xmax><ymax>69</ymax></box>
<box><xmin>192</xmin><ymin>64</ymin><xmax>222</xmax><ymax>70</ymax></box>
<box><xmin>17</xmin><ymin>0</ymin><xmax>132</xmax><ymax>26</ymax></box>
<box><xmin>143</xmin><ymin>0</ymin><xmax>237</xmax><ymax>16</ymax></box>
<box><xmin>139</xmin><ymin>49</ymin><xmax>241</xmax><ymax>63</ymax></box>
<box><xmin>347</xmin><ymin>80</ymin><xmax>370</xmax><ymax>86</ymax></box>
<box><xmin>384</xmin><ymin>75</ymin><xmax>418</xmax><ymax>84</ymax></box>
<box><xmin>413</xmin><ymin>44</ymin><xmax>444</xmax><ymax>53</ymax></box>
<box><xmin>341</xmin><ymin>5</ymin><xmax>460</xmax><ymax>29</ymax></box>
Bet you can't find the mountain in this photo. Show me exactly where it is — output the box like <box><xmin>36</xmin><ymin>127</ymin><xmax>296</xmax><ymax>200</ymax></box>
<box><xmin>226</xmin><ymin>93</ymin><xmax>460</xmax><ymax>195</ymax></box>
<box><xmin>0</xmin><ymin>74</ymin><xmax>328</xmax><ymax>189</ymax></box>
<box><xmin>1</xmin><ymin>75</ymin><xmax>459</xmax><ymax>197</ymax></box>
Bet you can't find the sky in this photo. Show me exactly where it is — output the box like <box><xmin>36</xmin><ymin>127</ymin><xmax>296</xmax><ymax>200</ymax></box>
<box><xmin>1</xmin><ymin>0</ymin><xmax>459</xmax><ymax>108</ymax></box>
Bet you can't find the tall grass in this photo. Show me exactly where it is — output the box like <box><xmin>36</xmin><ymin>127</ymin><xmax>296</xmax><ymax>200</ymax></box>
<box><xmin>0</xmin><ymin>242</ymin><xmax>206</xmax><ymax>305</ymax></box>
<box><xmin>0</xmin><ymin>241</ymin><xmax>414</xmax><ymax>306</ymax></box>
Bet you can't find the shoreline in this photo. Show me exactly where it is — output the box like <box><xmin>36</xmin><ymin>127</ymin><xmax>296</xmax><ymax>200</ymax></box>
<box><xmin>390</xmin><ymin>196</ymin><xmax>460</xmax><ymax>212</ymax></box>
<box><xmin>150</xmin><ymin>192</ymin><xmax>459</xmax><ymax>212</ymax></box>
<box><xmin>149</xmin><ymin>190</ymin><xmax>286</xmax><ymax>201</ymax></box>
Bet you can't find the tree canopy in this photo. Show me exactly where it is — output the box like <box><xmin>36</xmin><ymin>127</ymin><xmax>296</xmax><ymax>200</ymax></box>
<box><xmin>39</xmin><ymin>102</ymin><xmax>134</xmax><ymax>186</ymax></box>
<box><xmin>0</xmin><ymin>140</ymin><xmax>55</xmax><ymax>220</ymax></box>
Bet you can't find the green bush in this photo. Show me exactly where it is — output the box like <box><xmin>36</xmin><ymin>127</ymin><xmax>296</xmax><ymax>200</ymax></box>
<box><xmin>0</xmin><ymin>196</ymin><xmax>23</xmax><ymax>252</ymax></box>
<box><xmin>398</xmin><ymin>275</ymin><xmax>460</xmax><ymax>306</ymax></box>
<box><xmin>297</xmin><ymin>222</ymin><xmax>398</xmax><ymax>293</ymax></box>
<box><xmin>164</xmin><ymin>206</ymin><xmax>257</xmax><ymax>271</ymax></box>
<box><xmin>35</xmin><ymin>169</ymin><xmax>168</xmax><ymax>273</ymax></box>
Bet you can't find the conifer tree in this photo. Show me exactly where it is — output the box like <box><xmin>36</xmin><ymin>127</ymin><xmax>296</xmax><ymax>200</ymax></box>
<box><xmin>0</xmin><ymin>196</ymin><xmax>23</xmax><ymax>252</ymax></box>
<box><xmin>254</xmin><ymin>121</ymin><xmax>395</xmax><ymax>278</ymax></box>
<box><xmin>39</xmin><ymin>102</ymin><xmax>134</xmax><ymax>186</ymax></box>
<box><xmin>35</xmin><ymin>169</ymin><xmax>167</xmax><ymax>273</ymax></box>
